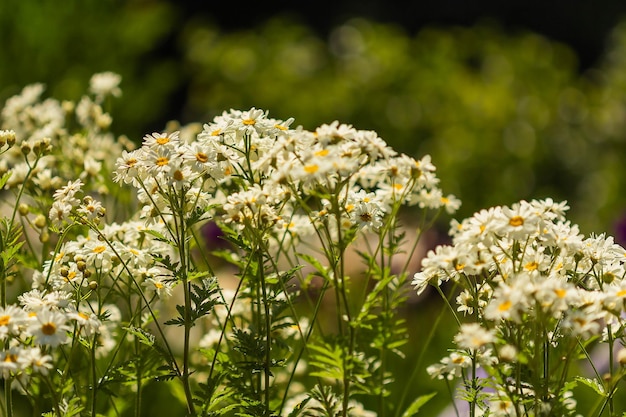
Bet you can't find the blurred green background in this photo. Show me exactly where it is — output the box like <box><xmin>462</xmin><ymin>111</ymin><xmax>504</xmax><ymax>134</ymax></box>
<box><xmin>4</xmin><ymin>0</ymin><xmax>626</xmax><ymax>414</ymax></box>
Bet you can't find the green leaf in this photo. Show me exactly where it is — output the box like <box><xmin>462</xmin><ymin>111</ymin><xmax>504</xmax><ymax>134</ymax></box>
<box><xmin>1</xmin><ymin>240</ymin><xmax>24</xmax><ymax>266</ymax></box>
<box><xmin>286</xmin><ymin>397</ymin><xmax>311</xmax><ymax>417</ymax></box>
<box><xmin>123</xmin><ymin>325</ymin><xmax>155</xmax><ymax>346</ymax></box>
<box><xmin>401</xmin><ymin>392</ymin><xmax>437</xmax><ymax>417</ymax></box>
<box><xmin>0</xmin><ymin>172</ymin><xmax>11</xmax><ymax>189</ymax></box>
<box><xmin>143</xmin><ymin>228</ymin><xmax>173</xmax><ymax>245</ymax></box>
<box><xmin>308</xmin><ymin>343</ymin><xmax>344</xmax><ymax>380</ymax></box>
<box><xmin>297</xmin><ymin>252</ymin><xmax>330</xmax><ymax>280</ymax></box>
<box><xmin>574</xmin><ymin>376</ymin><xmax>606</xmax><ymax>397</ymax></box>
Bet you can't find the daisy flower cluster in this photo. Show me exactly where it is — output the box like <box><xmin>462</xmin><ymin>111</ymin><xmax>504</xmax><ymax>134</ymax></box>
<box><xmin>415</xmin><ymin>198</ymin><xmax>626</xmax><ymax>416</ymax></box>
<box><xmin>1</xmin><ymin>69</ymin><xmax>460</xmax><ymax>416</ymax></box>
<box><xmin>112</xmin><ymin>106</ymin><xmax>459</xmax><ymax>252</ymax></box>
<box><xmin>0</xmin><ymin>287</ymin><xmax>116</xmax><ymax>391</ymax></box>
<box><xmin>45</xmin><ymin>175</ymin><xmax>178</xmax><ymax>298</ymax></box>
<box><xmin>204</xmin><ymin>109</ymin><xmax>459</xmax><ymax>243</ymax></box>
<box><xmin>0</xmin><ymin>72</ymin><xmax>127</xmax><ymax>192</ymax></box>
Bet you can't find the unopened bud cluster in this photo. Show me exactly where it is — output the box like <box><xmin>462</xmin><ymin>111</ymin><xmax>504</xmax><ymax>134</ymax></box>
<box><xmin>0</xmin><ymin>129</ymin><xmax>16</xmax><ymax>149</ymax></box>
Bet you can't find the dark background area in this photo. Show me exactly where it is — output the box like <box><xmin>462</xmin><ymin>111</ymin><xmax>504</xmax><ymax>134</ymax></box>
<box><xmin>182</xmin><ymin>0</ymin><xmax>626</xmax><ymax>72</ymax></box>
<box><xmin>4</xmin><ymin>0</ymin><xmax>626</xmax><ymax>235</ymax></box>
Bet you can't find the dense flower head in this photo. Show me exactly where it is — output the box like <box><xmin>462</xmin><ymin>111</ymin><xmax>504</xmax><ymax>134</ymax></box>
<box><xmin>417</xmin><ymin>198</ymin><xmax>626</xmax><ymax>415</ymax></box>
<box><xmin>112</xmin><ymin>107</ymin><xmax>457</xmax><ymax>245</ymax></box>
<box><xmin>0</xmin><ymin>75</ymin><xmax>127</xmax><ymax>199</ymax></box>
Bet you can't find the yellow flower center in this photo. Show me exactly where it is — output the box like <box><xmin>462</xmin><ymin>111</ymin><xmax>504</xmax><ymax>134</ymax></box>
<box><xmin>360</xmin><ymin>213</ymin><xmax>372</xmax><ymax>222</ymax></box>
<box><xmin>498</xmin><ymin>300</ymin><xmax>512</xmax><ymax>312</ymax></box>
<box><xmin>315</xmin><ymin>149</ymin><xmax>329</xmax><ymax>157</ymax></box>
<box><xmin>42</xmin><ymin>322</ymin><xmax>57</xmax><ymax>336</ymax></box>
<box><xmin>92</xmin><ymin>245</ymin><xmax>106</xmax><ymax>254</ymax></box>
<box><xmin>156</xmin><ymin>157</ymin><xmax>169</xmax><ymax>167</ymax></box>
<box><xmin>524</xmin><ymin>261</ymin><xmax>539</xmax><ymax>271</ymax></box>
<box><xmin>0</xmin><ymin>316</ymin><xmax>10</xmax><ymax>326</ymax></box>
<box><xmin>304</xmin><ymin>164</ymin><xmax>319</xmax><ymax>174</ymax></box>
<box><xmin>126</xmin><ymin>158</ymin><xmax>138</xmax><ymax>167</ymax></box>
<box><xmin>554</xmin><ymin>288</ymin><xmax>567</xmax><ymax>298</ymax></box>
<box><xmin>173</xmin><ymin>170</ymin><xmax>184</xmax><ymax>181</ymax></box>
<box><xmin>196</xmin><ymin>152</ymin><xmax>209</xmax><ymax>163</ymax></box>
<box><xmin>617</xmin><ymin>289</ymin><xmax>626</xmax><ymax>297</ymax></box>
<box><xmin>243</xmin><ymin>118</ymin><xmax>256</xmax><ymax>125</ymax></box>
<box><xmin>274</xmin><ymin>124</ymin><xmax>288</xmax><ymax>131</ymax></box>
<box><xmin>509</xmin><ymin>216</ymin><xmax>524</xmax><ymax>227</ymax></box>
<box><xmin>156</xmin><ymin>136</ymin><xmax>170</xmax><ymax>145</ymax></box>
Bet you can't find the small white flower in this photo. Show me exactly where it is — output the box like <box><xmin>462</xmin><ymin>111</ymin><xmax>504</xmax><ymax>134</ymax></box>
<box><xmin>28</xmin><ymin>309</ymin><xmax>71</xmax><ymax>347</ymax></box>
<box><xmin>454</xmin><ymin>323</ymin><xmax>494</xmax><ymax>351</ymax></box>
<box><xmin>89</xmin><ymin>72</ymin><xmax>122</xmax><ymax>101</ymax></box>
<box><xmin>49</xmin><ymin>201</ymin><xmax>73</xmax><ymax>228</ymax></box>
<box><xmin>18</xmin><ymin>347</ymin><xmax>53</xmax><ymax>376</ymax></box>
<box><xmin>0</xmin><ymin>305</ymin><xmax>28</xmax><ymax>340</ymax></box>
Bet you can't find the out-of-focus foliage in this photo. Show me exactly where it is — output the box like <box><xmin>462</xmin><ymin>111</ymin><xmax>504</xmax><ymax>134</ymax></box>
<box><xmin>5</xmin><ymin>2</ymin><xmax>626</xmax><ymax>234</ymax></box>
<box><xmin>0</xmin><ymin>0</ymin><xmax>182</xmax><ymax>140</ymax></box>
<box><xmin>179</xmin><ymin>17</ymin><xmax>626</xmax><ymax>234</ymax></box>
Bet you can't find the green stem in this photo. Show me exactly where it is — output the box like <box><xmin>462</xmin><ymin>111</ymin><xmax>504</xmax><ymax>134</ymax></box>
<box><xmin>134</xmin><ymin>294</ymin><xmax>143</xmax><ymax>417</ymax></box>
<box><xmin>3</xmin><ymin>378</ymin><xmax>11</xmax><ymax>417</ymax></box>
<box><xmin>42</xmin><ymin>375</ymin><xmax>62</xmax><ymax>417</ymax></box>
<box><xmin>258</xmin><ymin>251</ymin><xmax>272</xmax><ymax>413</ymax></box>
<box><xmin>91</xmin><ymin>336</ymin><xmax>99</xmax><ymax>417</ymax></box>
<box><xmin>395</xmin><ymin>282</ymin><xmax>459</xmax><ymax>417</ymax></box>
<box><xmin>176</xmin><ymin>207</ymin><xmax>195</xmax><ymax>416</ymax></box>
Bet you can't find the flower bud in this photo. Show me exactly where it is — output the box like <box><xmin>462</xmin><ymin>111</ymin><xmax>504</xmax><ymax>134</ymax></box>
<box><xmin>6</xmin><ymin>133</ymin><xmax>15</xmax><ymax>147</ymax></box>
<box><xmin>32</xmin><ymin>140</ymin><xmax>41</xmax><ymax>155</ymax></box>
<box><xmin>618</xmin><ymin>348</ymin><xmax>626</xmax><ymax>366</ymax></box>
<box><xmin>97</xmin><ymin>113</ymin><xmax>112</xmax><ymax>130</ymax></box>
<box><xmin>76</xmin><ymin>260</ymin><xmax>87</xmax><ymax>272</ymax></box>
<box><xmin>602</xmin><ymin>272</ymin><xmax>615</xmax><ymax>284</ymax></box>
<box><xmin>20</xmin><ymin>143</ymin><xmax>31</xmax><ymax>156</ymax></box>
<box><xmin>39</xmin><ymin>231</ymin><xmax>49</xmax><ymax>243</ymax></box>
<box><xmin>62</xmin><ymin>100</ymin><xmax>75</xmax><ymax>114</ymax></box>
<box><xmin>18</xmin><ymin>203</ymin><xmax>29</xmax><ymax>216</ymax></box>
<box><xmin>499</xmin><ymin>344</ymin><xmax>518</xmax><ymax>362</ymax></box>
<box><xmin>34</xmin><ymin>214</ymin><xmax>47</xmax><ymax>229</ymax></box>
<box><xmin>41</xmin><ymin>137</ymin><xmax>52</xmax><ymax>152</ymax></box>
<box><xmin>0</xmin><ymin>130</ymin><xmax>16</xmax><ymax>147</ymax></box>
<box><xmin>89</xmin><ymin>281</ymin><xmax>98</xmax><ymax>290</ymax></box>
